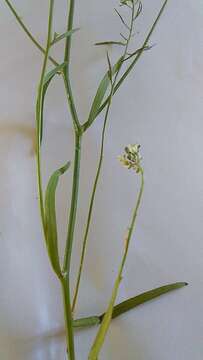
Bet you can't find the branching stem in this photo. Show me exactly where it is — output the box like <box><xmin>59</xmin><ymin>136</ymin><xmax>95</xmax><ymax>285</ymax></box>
<box><xmin>72</xmin><ymin>0</ymin><xmax>136</xmax><ymax>313</ymax></box>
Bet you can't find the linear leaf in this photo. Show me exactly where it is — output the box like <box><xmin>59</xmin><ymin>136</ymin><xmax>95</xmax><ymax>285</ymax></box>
<box><xmin>40</xmin><ymin>73</ymin><xmax>55</xmax><ymax>145</ymax></box>
<box><xmin>43</xmin><ymin>61</ymin><xmax>67</xmax><ymax>86</ymax></box>
<box><xmin>39</xmin><ymin>62</ymin><xmax>67</xmax><ymax>144</ymax></box>
<box><xmin>85</xmin><ymin>56</ymin><xmax>123</xmax><ymax>131</ymax></box>
<box><xmin>100</xmin><ymin>282</ymin><xmax>188</xmax><ymax>321</ymax></box>
<box><xmin>45</xmin><ymin>162</ymin><xmax>70</xmax><ymax>276</ymax></box>
<box><xmin>51</xmin><ymin>28</ymin><xmax>79</xmax><ymax>45</ymax></box>
<box><xmin>73</xmin><ymin>282</ymin><xmax>187</xmax><ymax>329</ymax></box>
<box><xmin>95</xmin><ymin>41</ymin><xmax>125</xmax><ymax>46</ymax></box>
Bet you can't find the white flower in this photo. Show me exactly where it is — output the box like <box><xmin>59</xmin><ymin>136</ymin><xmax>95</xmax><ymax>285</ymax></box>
<box><xmin>118</xmin><ymin>144</ymin><xmax>142</xmax><ymax>172</ymax></box>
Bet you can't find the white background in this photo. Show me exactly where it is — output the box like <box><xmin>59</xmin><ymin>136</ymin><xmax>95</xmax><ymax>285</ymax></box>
<box><xmin>0</xmin><ymin>0</ymin><xmax>203</xmax><ymax>359</ymax></box>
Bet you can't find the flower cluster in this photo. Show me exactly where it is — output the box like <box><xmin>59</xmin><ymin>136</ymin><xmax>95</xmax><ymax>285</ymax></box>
<box><xmin>118</xmin><ymin>144</ymin><xmax>142</xmax><ymax>173</ymax></box>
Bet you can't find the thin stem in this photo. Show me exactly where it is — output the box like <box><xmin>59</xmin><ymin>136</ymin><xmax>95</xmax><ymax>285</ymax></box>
<box><xmin>88</xmin><ymin>167</ymin><xmax>144</xmax><ymax>359</ymax></box>
<box><xmin>36</xmin><ymin>0</ymin><xmax>54</xmax><ymax>247</ymax></box>
<box><xmin>85</xmin><ymin>0</ymin><xmax>169</xmax><ymax>126</ymax></box>
<box><xmin>63</xmin><ymin>133</ymin><xmax>82</xmax><ymax>274</ymax></box>
<box><xmin>34</xmin><ymin>2</ymin><xmax>75</xmax><ymax>358</ymax></box>
<box><xmin>7</xmin><ymin>0</ymin><xmax>81</xmax><ymax>137</ymax></box>
<box><xmin>62</xmin><ymin>72</ymin><xmax>81</xmax><ymax>134</ymax></box>
<box><xmin>61</xmin><ymin>277</ymin><xmax>76</xmax><ymax>360</ymax></box>
<box><xmin>63</xmin><ymin>0</ymin><xmax>81</xmax><ymax>133</ymax></box>
<box><xmin>72</xmin><ymin>2</ymin><xmax>136</xmax><ymax>313</ymax></box>
<box><xmin>121</xmin><ymin>168</ymin><xmax>144</xmax><ymax>271</ymax></box>
<box><xmin>64</xmin><ymin>0</ymin><xmax>75</xmax><ymax>73</ymax></box>
<box><xmin>71</xmin><ymin>92</ymin><xmax>111</xmax><ymax>313</ymax></box>
<box><xmin>4</xmin><ymin>0</ymin><xmax>58</xmax><ymax>66</ymax></box>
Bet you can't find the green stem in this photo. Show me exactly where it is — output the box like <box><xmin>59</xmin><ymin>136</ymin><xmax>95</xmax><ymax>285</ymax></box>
<box><xmin>71</xmin><ymin>97</ymin><xmax>111</xmax><ymax>313</ymax></box>
<box><xmin>121</xmin><ymin>168</ymin><xmax>144</xmax><ymax>271</ymax></box>
<box><xmin>64</xmin><ymin>0</ymin><xmax>75</xmax><ymax>72</ymax></box>
<box><xmin>85</xmin><ymin>0</ymin><xmax>169</xmax><ymax>126</ymax></box>
<box><xmin>63</xmin><ymin>0</ymin><xmax>81</xmax><ymax>133</ymax></box>
<box><xmin>36</xmin><ymin>0</ymin><xmax>54</xmax><ymax>253</ymax></box>
<box><xmin>72</xmin><ymin>1</ymin><xmax>136</xmax><ymax>313</ymax></box>
<box><xmin>61</xmin><ymin>277</ymin><xmax>75</xmax><ymax>359</ymax></box>
<box><xmin>63</xmin><ymin>133</ymin><xmax>82</xmax><ymax>274</ymax></box>
<box><xmin>4</xmin><ymin>0</ymin><xmax>58</xmax><ymax>66</ymax></box>
<box><xmin>88</xmin><ymin>167</ymin><xmax>144</xmax><ymax>359</ymax></box>
<box><xmin>61</xmin><ymin>133</ymin><xmax>82</xmax><ymax>360</ymax></box>
<box><xmin>62</xmin><ymin>72</ymin><xmax>81</xmax><ymax>134</ymax></box>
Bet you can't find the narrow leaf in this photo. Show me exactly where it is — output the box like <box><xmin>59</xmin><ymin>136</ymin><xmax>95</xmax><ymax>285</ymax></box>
<box><xmin>134</xmin><ymin>1</ymin><xmax>142</xmax><ymax>20</ymax></box>
<box><xmin>85</xmin><ymin>56</ymin><xmax>123</xmax><ymax>130</ymax></box>
<box><xmin>51</xmin><ymin>28</ymin><xmax>79</xmax><ymax>45</ymax></box>
<box><xmin>39</xmin><ymin>62</ymin><xmax>67</xmax><ymax>145</ymax></box>
<box><xmin>123</xmin><ymin>45</ymin><xmax>152</xmax><ymax>62</ymax></box>
<box><xmin>43</xmin><ymin>61</ymin><xmax>67</xmax><ymax>86</ymax></box>
<box><xmin>73</xmin><ymin>282</ymin><xmax>187</xmax><ymax>329</ymax></box>
<box><xmin>114</xmin><ymin>8</ymin><xmax>130</xmax><ymax>30</ymax></box>
<box><xmin>93</xmin><ymin>0</ymin><xmax>169</xmax><ymax>122</ymax></box>
<box><xmin>40</xmin><ymin>73</ymin><xmax>55</xmax><ymax>145</ymax></box>
<box><xmin>45</xmin><ymin>162</ymin><xmax>70</xmax><ymax>276</ymax></box>
<box><xmin>95</xmin><ymin>41</ymin><xmax>125</xmax><ymax>46</ymax></box>
<box><xmin>106</xmin><ymin>52</ymin><xmax>112</xmax><ymax>84</ymax></box>
<box><xmin>100</xmin><ymin>282</ymin><xmax>188</xmax><ymax>321</ymax></box>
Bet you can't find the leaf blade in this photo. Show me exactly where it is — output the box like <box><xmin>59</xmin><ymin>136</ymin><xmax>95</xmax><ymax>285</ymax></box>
<box><xmin>43</xmin><ymin>61</ymin><xmax>67</xmax><ymax>86</ymax></box>
<box><xmin>100</xmin><ymin>282</ymin><xmax>188</xmax><ymax>321</ymax></box>
<box><xmin>84</xmin><ymin>56</ymin><xmax>123</xmax><ymax>131</ymax></box>
<box><xmin>40</xmin><ymin>74</ymin><xmax>55</xmax><ymax>145</ymax></box>
<box><xmin>92</xmin><ymin>0</ymin><xmax>169</xmax><ymax>122</ymax></box>
<box><xmin>95</xmin><ymin>41</ymin><xmax>125</xmax><ymax>46</ymax></box>
<box><xmin>44</xmin><ymin>162</ymin><xmax>70</xmax><ymax>276</ymax></box>
<box><xmin>51</xmin><ymin>28</ymin><xmax>80</xmax><ymax>45</ymax></box>
<box><xmin>39</xmin><ymin>62</ymin><xmax>67</xmax><ymax>145</ymax></box>
<box><xmin>73</xmin><ymin>282</ymin><xmax>188</xmax><ymax>329</ymax></box>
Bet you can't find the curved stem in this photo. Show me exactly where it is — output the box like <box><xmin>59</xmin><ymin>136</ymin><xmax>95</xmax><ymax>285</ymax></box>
<box><xmin>72</xmin><ymin>2</ymin><xmax>136</xmax><ymax>313</ymax></box>
<box><xmin>4</xmin><ymin>0</ymin><xmax>58</xmax><ymax>66</ymax></box>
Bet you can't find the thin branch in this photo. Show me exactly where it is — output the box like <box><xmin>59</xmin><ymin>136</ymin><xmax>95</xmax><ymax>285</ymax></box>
<box><xmin>4</xmin><ymin>0</ymin><xmax>58</xmax><ymax>66</ymax></box>
<box><xmin>115</xmin><ymin>8</ymin><xmax>130</xmax><ymax>30</ymax></box>
<box><xmin>72</xmin><ymin>0</ymin><xmax>136</xmax><ymax>313</ymax></box>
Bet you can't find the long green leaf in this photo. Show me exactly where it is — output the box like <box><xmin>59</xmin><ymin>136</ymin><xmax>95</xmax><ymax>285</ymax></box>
<box><xmin>51</xmin><ymin>28</ymin><xmax>79</xmax><ymax>45</ymax></box>
<box><xmin>73</xmin><ymin>282</ymin><xmax>188</xmax><ymax>329</ymax></box>
<box><xmin>100</xmin><ymin>282</ymin><xmax>188</xmax><ymax>321</ymax></box>
<box><xmin>45</xmin><ymin>162</ymin><xmax>70</xmax><ymax>277</ymax></box>
<box><xmin>85</xmin><ymin>56</ymin><xmax>123</xmax><ymax>131</ymax></box>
